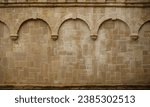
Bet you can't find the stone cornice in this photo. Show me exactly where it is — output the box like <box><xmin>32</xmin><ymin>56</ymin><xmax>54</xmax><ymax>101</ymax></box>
<box><xmin>0</xmin><ymin>2</ymin><xmax>150</xmax><ymax>7</ymax></box>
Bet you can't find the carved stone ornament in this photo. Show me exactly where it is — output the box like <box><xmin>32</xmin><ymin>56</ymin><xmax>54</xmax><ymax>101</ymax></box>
<box><xmin>130</xmin><ymin>34</ymin><xmax>139</xmax><ymax>41</ymax></box>
<box><xmin>10</xmin><ymin>34</ymin><xmax>18</xmax><ymax>41</ymax></box>
<box><xmin>51</xmin><ymin>34</ymin><xmax>58</xmax><ymax>41</ymax></box>
<box><xmin>90</xmin><ymin>34</ymin><xmax>97</xmax><ymax>40</ymax></box>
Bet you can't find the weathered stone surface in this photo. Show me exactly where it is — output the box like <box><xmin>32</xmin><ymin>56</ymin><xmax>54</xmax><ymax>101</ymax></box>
<box><xmin>0</xmin><ymin>0</ymin><xmax>150</xmax><ymax>89</ymax></box>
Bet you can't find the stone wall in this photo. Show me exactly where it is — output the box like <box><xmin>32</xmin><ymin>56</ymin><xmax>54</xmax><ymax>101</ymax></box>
<box><xmin>0</xmin><ymin>0</ymin><xmax>150</xmax><ymax>3</ymax></box>
<box><xmin>0</xmin><ymin>0</ymin><xmax>150</xmax><ymax>88</ymax></box>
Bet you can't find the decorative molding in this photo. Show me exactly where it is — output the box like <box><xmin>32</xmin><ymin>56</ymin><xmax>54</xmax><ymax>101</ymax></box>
<box><xmin>10</xmin><ymin>34</ymin><xmax>18</xmax><ymax>41</ymax></box>
<box><xmin>51</xmin><ymin>34</ymin><xmax>58</xmax><ymax>41</ymax></box>
<box><xmin>0</xmin><ymin>2</ymin><xmax>150</xmax><ymax>7</ymax></box>
<box><xmin>90</xmin><ymin>34</ymin><xmax>97</xmax><ymax>40</ymax></box>
<box><xmin>130</xmin><ymin>34</ymin><xmax>139</xmax><ymax>41</ymax></box>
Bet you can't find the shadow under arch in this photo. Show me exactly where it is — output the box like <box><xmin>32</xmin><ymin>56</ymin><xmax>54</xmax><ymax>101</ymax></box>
<box><xmin>57</xmin><ymin>18</ymin><xmax>91</xmax><ymax>35</ymax></box>
<box><xmin>138</xmin><ymin>20</ymin><xmax>150</xmax><ymax>34</ymax></box>
<box><xmin>0</xmin><ymin>20</ymin><xmax>10</xmax><ymax>35</ymax></box>
<box><xmin>17</xmin><ymin>18</ymin><xmax>51</xmax><ymax>36</ymax></box>
<box><xmin>97</xmin><ymin>18</ymin><xmax>131</xmax><ymax>34</ymax></box>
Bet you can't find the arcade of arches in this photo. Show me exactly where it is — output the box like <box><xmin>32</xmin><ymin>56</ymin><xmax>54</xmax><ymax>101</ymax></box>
<box><xmin>0</xmin><ymin>0</ymin><xmax>150</xmax><ymax>89</ymax></box>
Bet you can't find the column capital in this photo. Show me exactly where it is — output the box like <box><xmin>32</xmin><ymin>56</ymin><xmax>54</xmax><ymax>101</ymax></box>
<box><xmin>130</xmin><ymin>33</ymin><xmax>139</xmax><ymax>41</ymax></box>
<box><xmin>51</xmin><ymin>34</ymin><xmax>58</xmax><ymax>41</ymax></box>
<box><xmin>10</xmin><ymin>34</ymin><xmax>18</xmax><ymax>41</ymax></box>
<box><xmin>90</xmin><ymin>34</ymin><xmax>97</xmax><ymax>41</ymax></box>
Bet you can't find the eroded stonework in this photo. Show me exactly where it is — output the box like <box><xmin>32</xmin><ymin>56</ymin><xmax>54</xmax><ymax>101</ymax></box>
<box><xmin>0</xmin><ymin>0</ymin><xmax>150</xmax><ymax>89</ymax></box>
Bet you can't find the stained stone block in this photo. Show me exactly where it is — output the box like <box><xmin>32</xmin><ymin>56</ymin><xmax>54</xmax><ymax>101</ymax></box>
<box><xmin>143</xmin><ymin>55</ymin><xmax>150</xmax><ymax>64</ymax></box>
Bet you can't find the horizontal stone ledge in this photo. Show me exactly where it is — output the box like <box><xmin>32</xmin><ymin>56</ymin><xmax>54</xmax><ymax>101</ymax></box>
<box><xmin>0</xmin><ymin>84</ymin><xmax>150</xmax><ymax>90</ymax></box>
<box><xmin>10</xmin><ymin>34</ymin><xmax>18</xmax><ymax>41</ymax></box>
<box><xmin>51</xmin><ymin>34</ymin><xmax>58</xmax><ymax>41</ymax></box>
<box><xmin>0</xmin><ymin>2</ymin><xmax>150</xmax><ymax>7</ymax></box>
<box><xmin>0</xmin><ymin>1</ymin><xmax>150</xmax><ymax>3</ymax></box>
<box><xmin>130</xmin><ymin>33</ymin><xmax>139</xmax><ymax>41</ymax></box>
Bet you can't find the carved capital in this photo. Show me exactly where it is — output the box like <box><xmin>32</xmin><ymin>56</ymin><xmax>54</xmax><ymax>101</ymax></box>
<box><xmin>51</xmin><ymin>34</ymin><xmax>58</xmax><ymax>41</ymax></box>
<box><xmin>10</xmin><ymin>34</ymin><xmax>18</xmax><ymax>41</ymax></box>
<box><xmin>130</xmin><ymin>34</ymin><xmax>139</xmax><ymax>41</ymax></box>
<box><xmin>90</xmin><ymin>34</ymin><xmax>97</xmax><ymax>40</ymax></box>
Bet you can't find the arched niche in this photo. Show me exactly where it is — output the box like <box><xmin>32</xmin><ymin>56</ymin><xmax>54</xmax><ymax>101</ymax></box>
<box><xmin>17</xmin><ymin>18</ymin><xmax>51</xmax><ymax>38</ymax></box>
<box><xmin>95</xmin><ymin>15</ymin><xmax>131</xmax><ymax>35</ymax></box>
<box><xmin>58</xmin><ymin>18</ymin><xmax>90</xmax><ymax>39</ymax></box>
<box><xmin>0</xmin><ymin>21</ymin><xmax>10</xmax><ymax>38</ymax></box>
<box><xmin>139</xmin><ymin>21</ymin><xmax>150</xmax><ymax>35</ymax></box>
<box><xmin>0</xmin><ymin>21</ymin><xmax>11</xmax><ymax>84</ymax></box>
<box><xmin>52</xmin><ymin>17</ymin><xmax>92</xmax><ymax>40</ymax></box>
<box><xmin>138</xmin><ymin>21</ymin><xmax>150</xmax><ymax>84</ymax></box>
<box><xmin>55</xmin><ymin>15</ymin><xmax>91</xmax><ymax>35</ymax></box>
<box><xmin>95</xmin><ymin>19</ymin><xmax>131</xmax><ymax>84</ymax></box>
<box><xmin>16</xmin><ymin>19</ymin><xmax>51</xmax><ymax>84</ymax></box>
<box><xmin>57</xmin><ymin>18</ymin><xmax>91</xmax><ymax>35</ymax></box>
<box><xmin>54</xmin><ymin>19</ymin><xmax>94</xmax><ymax>84</ymax></box>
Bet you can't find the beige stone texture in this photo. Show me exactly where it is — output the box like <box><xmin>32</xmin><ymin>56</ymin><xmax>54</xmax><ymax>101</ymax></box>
<box><xmin>0</xmin><ymin>0</ymin><xmax>150</xmax><ymax>88</ymax></box>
